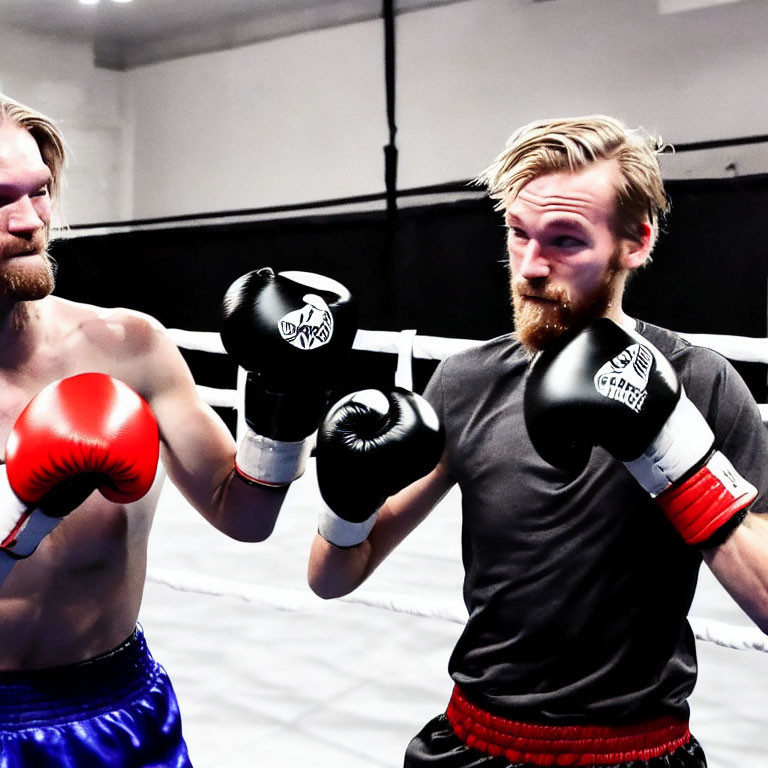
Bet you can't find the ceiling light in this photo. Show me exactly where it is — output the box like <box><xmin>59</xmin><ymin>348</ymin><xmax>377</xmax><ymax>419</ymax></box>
<box><xmin>658</xmin><ymin>0</ymin><xmax>742</xmax><ymax>11</ymax></box>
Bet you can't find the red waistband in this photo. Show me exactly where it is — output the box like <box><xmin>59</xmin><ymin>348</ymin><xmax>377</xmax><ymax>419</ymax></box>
<box><xmin>446</xmin><ymin>685</ymin><xmax>691</xmax><ymax>766</ymax></box>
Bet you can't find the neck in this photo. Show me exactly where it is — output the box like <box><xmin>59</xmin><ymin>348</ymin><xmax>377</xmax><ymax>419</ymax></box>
<box><xmin>600</xmin><ymin>275</ymin><xmax>634</xmax><ymax>330</ymax></box>
<box><xmin>0</xmin><ymin>297</ymin><xmax>47</xmax><ymax>368</ymax></box>
<box><xmin>605</xmin><ymin>306</ymin><xmax>635</xmax><ymax>331</ymax></box>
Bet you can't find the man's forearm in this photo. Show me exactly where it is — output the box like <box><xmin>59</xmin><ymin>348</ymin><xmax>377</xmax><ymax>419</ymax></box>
<box><xmin>308</xmin><ymin>534</ymin><xmax>373</xmax><ymax>599</ymax></box>
<box><xmin>703</xmin><ymin>511</ymin><xmax>768</xmax><ymax>634</ymax></box>
<box><xmin>207</xmin><ymin>471</ymin><xmax>288</xmax><ymax>542</ymax></box>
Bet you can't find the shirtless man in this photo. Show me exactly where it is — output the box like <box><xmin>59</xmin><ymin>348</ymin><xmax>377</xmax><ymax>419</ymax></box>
<box><xmin>0</xmin><ymin>93</ymin><xmax>354</xmax><ymax>766</ymax></box>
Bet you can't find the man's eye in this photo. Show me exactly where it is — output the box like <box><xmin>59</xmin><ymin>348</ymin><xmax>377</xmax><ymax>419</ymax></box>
<box><xmin>553</xmin><ymin>236</ymin><xmax>585</xmax><ymax>248</ymax></box>
<box><xmin>30</xmin><ymin>186</ymin><xmax>49</xmax><ymax>198</ymax></box>
<box><xmin>509</xmin><ymin>227</ymin><xmax>528</xmax><ymax>240</ymax></box>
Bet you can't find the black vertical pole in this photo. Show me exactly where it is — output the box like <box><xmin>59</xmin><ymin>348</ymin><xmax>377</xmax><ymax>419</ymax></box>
<box><xmin>383</xmin><ymin>0</ymin><xmax>398</xmax><ymax>219</ymax></box>
<box><xmin>382</xmin><ymin>0</ymin><xmax>399</xmax><ymax>328</ymax></box>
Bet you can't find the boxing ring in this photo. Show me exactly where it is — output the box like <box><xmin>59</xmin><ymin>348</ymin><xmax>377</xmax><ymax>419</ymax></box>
<box><xmin>138</xmin><ymin>327</ymin><xmax>768</xmax><ymax>768</ymax></box>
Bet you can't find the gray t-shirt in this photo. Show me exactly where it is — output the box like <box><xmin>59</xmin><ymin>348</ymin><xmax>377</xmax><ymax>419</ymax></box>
<box><xmin>424</xmin><ymin>319</ymin><xmax>768</xmax><ymax>724</ymax></box>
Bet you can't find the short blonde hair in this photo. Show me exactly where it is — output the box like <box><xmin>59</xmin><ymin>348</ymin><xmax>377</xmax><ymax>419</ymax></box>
<box><xmin>0</xmin><ymin>93</ymin><xmax>66</xmax><ymax>201</ymax></box>
<box><xmin>478</xmin><ymin>115</ymin><xmax>669</xmax><ymax>249</ymax></box>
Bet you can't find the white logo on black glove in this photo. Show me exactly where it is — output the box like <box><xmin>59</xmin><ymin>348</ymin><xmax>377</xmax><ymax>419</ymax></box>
<box><xmin>279</xmin><ymin>294</ymin><xmax>334</xmax><ymax>350</ymax></box>
<box><xmin>593</xmin><ymin>343</ymin><xmax>652</xmax><ymax>413</ymax></box>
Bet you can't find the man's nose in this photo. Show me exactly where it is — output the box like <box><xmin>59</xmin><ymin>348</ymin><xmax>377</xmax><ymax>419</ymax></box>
<box><xmin>518</xmin><ymin>239</ymin><xmax>550</xmax><ymax>279</ymax></box>
<box><xmin>7</xmin><ymin>196</ymin><xmax>45</xmax><ymax>234</ymax></box>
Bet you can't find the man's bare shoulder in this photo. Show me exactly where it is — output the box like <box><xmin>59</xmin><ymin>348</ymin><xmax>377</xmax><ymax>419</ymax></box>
<box><xmin>44</xmin><ymin>297</ymin><xmax>186</xmax><ymax>399</ymax></box>
<box><xmin>51</xmin><ymin>296</ymin><xmax>167</xmax><ymax>358</ymax></box>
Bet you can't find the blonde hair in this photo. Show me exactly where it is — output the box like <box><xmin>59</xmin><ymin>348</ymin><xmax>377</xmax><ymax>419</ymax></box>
<box><xmin>0</xmin><ymin>93</ymin><xmax>66</xmax><ymax>202</ymax></box>
<box><xmin>477</xmin><ymin>115</ymin><xmax>669</xmax><ymax>249</ymax></box>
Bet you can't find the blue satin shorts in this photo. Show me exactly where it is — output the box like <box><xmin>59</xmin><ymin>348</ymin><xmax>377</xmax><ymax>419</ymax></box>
<box><xmin>0</xmin><ymin>627</ymin><xmax>192</xmax><ymax>767</ymax></box>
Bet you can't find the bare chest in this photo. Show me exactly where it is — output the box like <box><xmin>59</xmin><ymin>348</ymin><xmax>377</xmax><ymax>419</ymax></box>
<box><xmin>1</xmin><ymin>466</ymin><xmax>164</xmax><ymax>585</ymax></box>
<box><xmin>0</xmin><ymin>346</ymin><xmax>121</xmax><ymax>459</ymax></box>
<box><xmin>0</xmin><ymin>382</ymin><xmax>49</xmax><ymax>459</ymax></box>
<box><xmin>0</xmin><ymin>482</ymin><xmax>163</xmax><ymax>668</ymax></box>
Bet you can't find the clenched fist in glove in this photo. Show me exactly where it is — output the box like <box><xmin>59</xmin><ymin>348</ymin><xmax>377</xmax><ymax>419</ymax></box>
<box><xmin>316</xmin><ymin>388</ymin><xmax>444</xmax><ymax>548</ymax></box>
<box><xmin>220</xmin><ymin>267</ymin><xmax>357</xmax><ymax>487</ymax></box>
<box><xmin>524</xmin><ymin>319</ymin><xmax>756</xmax><ymax>546</ymax></box>
<box><xmin>1</xmin><ymin>372</ymin><xmax>160</xmax><ymax>574</ymax></box>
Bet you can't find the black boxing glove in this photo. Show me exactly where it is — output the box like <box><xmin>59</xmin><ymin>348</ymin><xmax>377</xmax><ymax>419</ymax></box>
<box><xmin>221</xmin><ymin>268</ymin><xmax>357</xmax><ymax>486</ymax></box>
<box><xmin>524</xmin><ymin>318</ymin><xmax>756</xmax><ymax>546</ymax></box>
<box><xmin>316</xmin><ymin>388</ymin><xmax>445</xmax><ymax>547</ymax></box>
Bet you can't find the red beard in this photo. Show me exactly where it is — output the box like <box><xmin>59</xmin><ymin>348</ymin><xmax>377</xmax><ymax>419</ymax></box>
<box><xmin>511</xmin><ymin>256</ymin><xmax>621</xmax><ymax>352</ymax></box>
<box><xmin>0</xmin><ymin>232</ymin><xmax>55</xmax><ymax>301</ymax></box>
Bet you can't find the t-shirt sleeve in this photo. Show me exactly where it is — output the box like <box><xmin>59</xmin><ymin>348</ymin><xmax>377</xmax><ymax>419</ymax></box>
<box><xmin>423</xmin><ymin>357</ymin><xmax>456</xmax><ymax>481</ymax></box>
<box><xmin>423</xmin><ymin>357</ymin><xmax>447</xmax><ymax>421</ymax></box>
<box><xmin>683</xmin><ymin>349</ymin><xmax>768</xmax><ymax>516</ymax></box>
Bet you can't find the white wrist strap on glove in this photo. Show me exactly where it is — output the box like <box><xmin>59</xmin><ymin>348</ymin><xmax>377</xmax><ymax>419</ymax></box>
<box><xmin>0</xmin><ymin>465</ymin><xmax>63</xmax><ymax>585</ymax></box>
<box><xmin>318</xmin><ymin>504</ymin><xmax>378</xmax><ymax>548</ymax></box>
<box><xmin>0</xmin><ymin>465</ymin><xmax>29</xmax><ymax>548</ymax></box>
<box><xmin>235</xmin><ymin>430</ymin><xmax>314</xmax><ymax>487</ymax></box>
<box><xmin>623</xmin><ymin>390</ymin><xmax>715</xmax><ymax>497</ymax></box>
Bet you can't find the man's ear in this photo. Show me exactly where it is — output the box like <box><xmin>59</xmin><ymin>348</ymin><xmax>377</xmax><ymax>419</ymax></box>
<box><xmin>619</xmin><ymin>222</ymin><xmax>653</xmax><ymax>270</ymax></box>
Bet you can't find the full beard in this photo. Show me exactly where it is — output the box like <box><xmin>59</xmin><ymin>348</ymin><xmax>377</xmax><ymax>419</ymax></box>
<box><xmin>511</xmin><ymin>255</ymin><xmax>622</xmax><ymax>352</ymax></box>
<box><xmin>0</xmin><ymin>233</ymin><xmax>56</xmax><ymax>303</ymax></box>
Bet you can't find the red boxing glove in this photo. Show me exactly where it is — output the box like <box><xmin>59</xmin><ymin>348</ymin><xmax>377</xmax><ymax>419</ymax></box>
<box><xmin>6</xmin><ymin>372</ymin><xmax>160</xmax><ymax>509</ymax></box>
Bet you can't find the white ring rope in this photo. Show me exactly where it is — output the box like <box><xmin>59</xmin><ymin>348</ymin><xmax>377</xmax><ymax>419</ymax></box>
<box><xmin>167</xmin><ymin>327</ymin><xmax>768</xmax><ymax>417</ymax></box>
<box><xmin>167</xmin><ymin>327</ymin><xmax>486</xmax><ymax>417</ymax></box>
<box><xmin>146</xmin><ymin>567</ymin><xmax>768</xmax><ymax>653</ymax></box>
<box><xmin>688</xmin><ymin>616</ymin><xmax>768</xmax><ymax>654</ymax></box>
<box><xmin>678</xmin><ymin>332</ymin><xmax>768</xmax><ymax>365</ymax></box>
<box><xmin>147</xmin><ymin>567</ymin><xmax>467</xmax><ymax>623</ymax></box>
<box><xmin>159</xmin><ymin>325</ymin><xmax>768</xmax><ymax>653</ymax></box>
<box><xmin>166</xmin><ymin>327</ymin><xmax>768</xmax><ymax>365</ymax></box>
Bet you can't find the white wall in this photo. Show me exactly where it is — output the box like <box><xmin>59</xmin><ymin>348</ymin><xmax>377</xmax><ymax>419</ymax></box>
<box><xmin>395</xmin><ymin>0</ymin><xmax>768</xmax><ymax>187</ymax></box>
<box><xmin>126</xmin><ymin>20</ymin><xmax>387</xmax><ymax>220</ymax></box>
<box><xmin>3</xmin><ymin>0</ymin><xmax>768</xmax><ymax>225</ymax></box>
<box><xmin>0</xmin><ymin>26</ymin><xmax>130</xmax><ymax>225</ymax></box>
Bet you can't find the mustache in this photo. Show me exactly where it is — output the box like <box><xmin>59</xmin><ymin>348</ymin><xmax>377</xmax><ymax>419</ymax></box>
<box><xmin>3</xmin><ymin>233</ymin><xmax>49</xmax><ymax>258</ymax></box>
<box><xmin>512</xmin><ymin>280</ymin><xmax>569</xmax><ymax>305</ymax></box>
